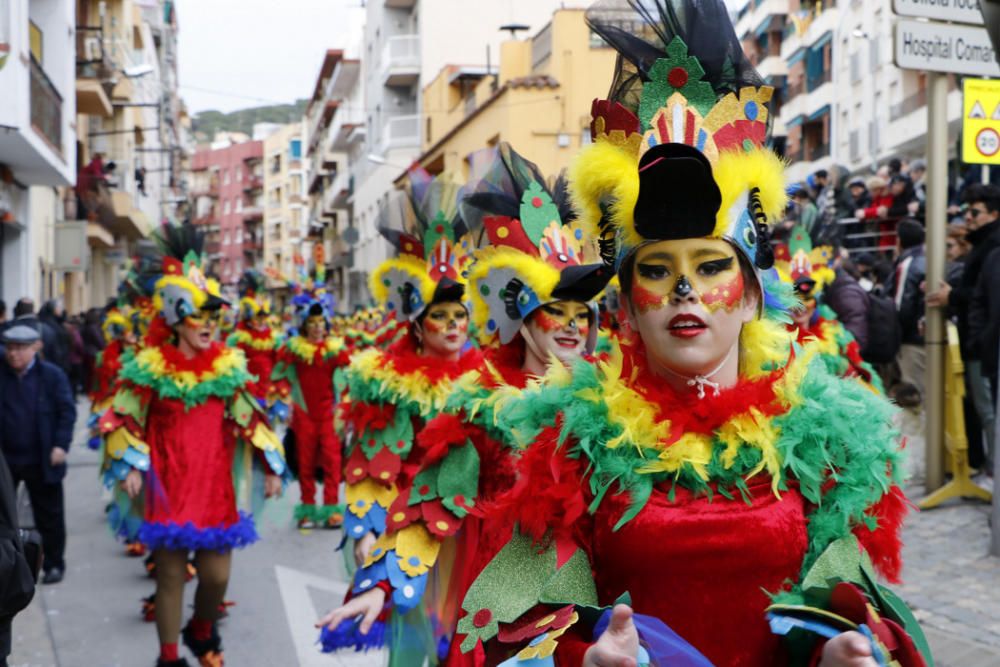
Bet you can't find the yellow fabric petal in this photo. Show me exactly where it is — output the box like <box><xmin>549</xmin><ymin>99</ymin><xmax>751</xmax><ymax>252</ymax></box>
<box><xmin>346</xmin><ymin>479</ymin><xmax>398</xmax><ymax>519</ymax></box>
<box><xmin>362</xmin><ymin>531</ymin><xmax>398</xmax><ymax>568</ymax></box>
<box><xmin>394</xmin><ymin>524</ymin><xmax>441</xmax><ymax>577</ymax></box>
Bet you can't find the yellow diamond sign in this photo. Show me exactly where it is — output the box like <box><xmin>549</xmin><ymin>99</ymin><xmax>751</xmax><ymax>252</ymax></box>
<box><xmin>963</xmin><ymin>78</ymin><xmax>1000</xmax><ymax>165</ymax></box>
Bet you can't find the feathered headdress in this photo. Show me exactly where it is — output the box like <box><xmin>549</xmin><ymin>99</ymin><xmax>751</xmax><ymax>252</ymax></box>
<box><xmin>289</xmin><ymin>274</ymin><xmax>335</xmax><ymax>328</ymax></box>
<box><xmin>370</xmin><ymin>168</ymin><xmax>473</xmax><ymax>323</ymax></box>
<box><xmin>237</xmin><ymin>269</ymin><xmax>271</xmax><ymax>319</ymax></box>
<box><xmin>775</xmin><ymin>225</ymin><xmax>836</xmax><ymax>301</ymax></box>
<box><xmin>460</xmin><ymin>143</ymin><xmax>611</xmax><ymax>350</ymax></box>
<box><xmin>151</xmin><ymin>222</ymin><xmax>227</xmax><ymax>326</ymax></box>
<box><xmin>569</xmin><ymin>0</ymin><xmax>786</xmax><ymax>276</ymax></box>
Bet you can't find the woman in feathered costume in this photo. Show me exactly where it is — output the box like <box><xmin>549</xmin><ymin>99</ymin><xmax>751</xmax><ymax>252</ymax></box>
<box><xmin>777</xmin><ymin>226</ymin><xmax>884</xmax><ymax>392</ymax></box>
<box><xmin>270</xmin><ymin>281</ymin><xmax>350</xmax><ymax>529</ymax></box>
<box><xmin>99</xmin><ymin>222</ymin><xmax>287</xmax><ymax>667</ymax></box>
<box><xmin>449</xmin><ymin>2</ymin><xmax>929</xmax><ymax>666</ymax></box>
<box><xmin>317</xmin><ymin>143</ymin><xmax>612</xmax><ymax>666</ymax></box>
<box><xmin>227</xmin><ymin>269</ymin><xmax>282</xmax><ymax>403</ymax></box>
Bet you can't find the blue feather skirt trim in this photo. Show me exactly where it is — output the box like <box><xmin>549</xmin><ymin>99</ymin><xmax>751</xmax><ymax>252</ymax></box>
<box><xmin>317</xmin><ymin>618</ymin><xmax>386</xmax><ymax>653</ymax></box>
<box><xmin>136</xmin><ymin>512</ymin><xmax>259</xmax><ymax>551</ymax></box>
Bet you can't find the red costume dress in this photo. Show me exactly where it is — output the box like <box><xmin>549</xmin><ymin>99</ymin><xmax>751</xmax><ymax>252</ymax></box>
<box><xmin>272</xmin><ymin>335</ymin><xmax>350</xmax><ymax>522</ymax></box>
<box><xmin>228</xmin><ymin>323</ymin><xmax>280</xmax><ymax>401</ymax></box>
<box><xmin>454</xmin><ymin>339</ymin><xmax>927</xmax><ymax>666</ymax></box>
<box><xmin>101</xmin><ymin>336</ymin><xmax>286</xmax><ymax>549</ymax></box>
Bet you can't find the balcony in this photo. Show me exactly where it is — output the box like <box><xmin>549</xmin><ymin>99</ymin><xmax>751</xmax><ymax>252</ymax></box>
<box><xmin>890</xmin><ymin>89</ymin><xmax>928</xmax><ymax>121</ymax></box>
<box><xmin>385</xmin><ymin>0</ymin><xmax>416</xmax><ymax>7</ymax></box>
<box><xmin>205</xmin><ymin>241</ymin><xmax>222</xmax><ymax>255</ymax></box>
<box><xmin>380</xmin><ymin>114</ymin><xmax>421</xmax><ymax>153</ymax></box>
<box><xmin>75</xmin><ymin>26</ymin><xmax>114</xmax><ymax>118</ymax></box>
<box><xmin>242</xmin><ymin>206</ymin><xmax>264</xmax><ymax>222</ymax></box>
<box><xmin>30</xmin><ymin>57</ymin><xmax>63</xmax><ymax>153</ymax></box>
<box><xmin>243</xmin><ymin>175</ymin><xmax>263</xmax><ymax>192</ymax></box>
<box><xmin>325</xmin><ymin>59</ymin><xmax>361</xmax><ymax>101</ymax></box>
<box><xmin>381</xmin><ymin>35</ymin><xmax>420</xmax><ymax>88</ymax></box>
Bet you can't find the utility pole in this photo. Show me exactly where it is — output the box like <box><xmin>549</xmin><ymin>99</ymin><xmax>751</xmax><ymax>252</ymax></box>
<box><xmin>924</xmin><ymin>71</ymin><xmax>948</xmax><ymax>493</ymax></box>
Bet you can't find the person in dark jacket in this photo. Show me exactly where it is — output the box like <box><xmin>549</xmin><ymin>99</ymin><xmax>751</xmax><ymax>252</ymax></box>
<box><xmin>825</xmin><ymin>254</ymin><xmax>871</xmax><ymax>350</ymax></box>
<box><xmin>890</xmin><ymin>219</ymin><xmax>927</xmax><ymax>397</ymax></box>
<box><xmin>0</xmin><ymin>453</ymin><xmax>37</xmax><ymax>667</ymax></box>
<box><xmin>37</xmin><ymin>301</ymin><xmax>70</xmax><ymax>374</ymax></box>
<box><xmin>928</xmin><ymin>184</ymin><xmax>1000</xmax><ymax>467</ymax></box>
<box><xmin>0</xmin><ymin>324</ymin><xmax>76</xmax><ymax>584</ymax></box>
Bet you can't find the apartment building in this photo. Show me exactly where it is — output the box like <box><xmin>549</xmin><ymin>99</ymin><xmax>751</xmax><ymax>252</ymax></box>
<box><xmin>736</xmin><ymin>0</ymin><xmax>964</xmax><ymax>183</ymax></box>
<box><xmin>415</xmin><ymin>8</ymin><xmax>616</xmax><ymax>180</ymax></box>
<box><xmin>190</xmin><ymin>138</ymin><xmax>263</xmax><ymax>286</ymax></box>
<box><xmin>344</xmin><ymin>0</ymin><xmax>576</xmax><ymax>309</ymax></box>
<box><xmin>262</xmin><ymin>122</ymin><xmax>306</xmax><ymax>288</ymax></box>
<box><xmin>0</xmin><ymin>0</ymin><xmax>77</xmax><ymax>305</ymax></box>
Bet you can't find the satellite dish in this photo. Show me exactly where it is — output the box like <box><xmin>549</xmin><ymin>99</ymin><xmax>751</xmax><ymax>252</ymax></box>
<box><xmin>342</xmin><ymin>226</ymin><xmax>360</xmax><ymax>245</ymax></box>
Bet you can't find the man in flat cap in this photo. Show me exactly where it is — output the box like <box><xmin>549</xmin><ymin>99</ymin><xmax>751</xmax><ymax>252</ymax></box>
<box><xmin>0</xmin><ymin>324</ymin><xmax>76</xmax><ymax>584</ymax></box>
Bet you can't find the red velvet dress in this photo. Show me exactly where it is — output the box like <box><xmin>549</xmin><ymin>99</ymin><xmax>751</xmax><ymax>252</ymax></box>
<box><xmin>229</xmin><ymin>323</ymin><xmax>279</xmax><ymax>400</ymax></box>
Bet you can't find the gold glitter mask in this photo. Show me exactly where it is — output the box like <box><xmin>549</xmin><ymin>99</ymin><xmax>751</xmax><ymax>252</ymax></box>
<box><xmin>631</xmin><ymin>238</ymin><xmax>746</xmax><ymax>314</ymax></box>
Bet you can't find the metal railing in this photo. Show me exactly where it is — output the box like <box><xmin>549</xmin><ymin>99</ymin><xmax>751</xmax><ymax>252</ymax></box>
<box><xmin>381</xmin><ymin>35</ymin><xmax>419</xmax><ymax>84</ymax></box>
<box><xmin>380</xmin><ymin>114</ymin><xmax>420</xmax><ymax>152</ymax></box>
<box><xmin>30</xmin><ymin>56</ymin><xmax>62</xmax><ymax>149</ymax></box>
<box><xmin>836</xmin><ymin>216</ymin><xmax>901</xmax><ymax>255</ymax></box>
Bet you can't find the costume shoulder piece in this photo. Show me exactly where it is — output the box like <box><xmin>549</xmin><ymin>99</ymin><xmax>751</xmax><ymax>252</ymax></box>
<box><xmin>120</xmin><ymin>343</ymin><xmax>253</xmax><ymax>408</ymax></box>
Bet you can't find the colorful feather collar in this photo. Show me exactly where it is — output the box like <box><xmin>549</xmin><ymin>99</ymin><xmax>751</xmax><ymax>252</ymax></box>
<box><xmin>120</xmin><ymin>342</ymin><xmax>252</xmax><ymax>407</ymax></box>
<box><xmin>495</xmin><ymin>337</ymin><xmax>904</xmax><ymax>577</ymax></box>
<box><xmin>346</xmin><ymin>335</ymin><xmax>484</xmax><ymax>416</ymax></box>
<box><xmin>285</xmin><ymin>335</ymin><xmax>346</xmax><ymax>364</ymax></box>
<box><xmin>231</xmin><ymin>325</ymin><xmax>282</xmax><ymax>351</ymax></box>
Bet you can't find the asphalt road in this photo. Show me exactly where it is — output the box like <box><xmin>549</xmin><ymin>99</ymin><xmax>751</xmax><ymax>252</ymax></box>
<box><xmin>8</xmin><ymin>403</ymin><xmax>385</xmax><ymax>667</ymax></box>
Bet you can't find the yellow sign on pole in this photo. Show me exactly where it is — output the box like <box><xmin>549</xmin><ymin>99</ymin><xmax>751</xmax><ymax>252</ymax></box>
<box><xmin>963</xmin><ymin>78</ymin><xmax>1000</xmax><ymax>165</ymax></box>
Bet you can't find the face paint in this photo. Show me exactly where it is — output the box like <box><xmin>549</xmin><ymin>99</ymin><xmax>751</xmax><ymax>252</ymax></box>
<box><xmin>532</xmin><ymin>302</ymin><xmax>592</xmax><ymax>336</ymax></box>
<box><xmin>423</xmin><ymin>302</ymin><xmax>469</xmax><ymax>333</ymax></box>
<box><xmin>701</xmin><ymin>270</ymin><xmax>744</xmax><ymax>313</ymax></box>
<box><xmin>631</xmin><ymin>238</ymin><xmax>744</xmax><ymax>313</ymax></box>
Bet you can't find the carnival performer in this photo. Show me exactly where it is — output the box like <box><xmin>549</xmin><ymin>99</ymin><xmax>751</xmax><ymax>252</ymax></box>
<box><xmin>777</xmin><ymin>226</ymin><xmax>883</xmax><ymax>391</ymax></box>
<box><xmin>270</xmin><ymin>282</ymin><xmax>350</xmax><ymax>529</ymax></box>
<box><xmin>316</xmin><ymin>169</ymin><xmax>483</xmax><ymax>658</ymax></box>
<box><xmin>227</xmin><ymin>270</ymin><xmax>282</xmax><ymax>404</ymax></box>
<box><xmin>447</xmin><ymin>2</ymin><xmax>929</xmax><ymax>666</ymax></box>
<box><xmin>317</xmin><ymin>144</ymin><xmax>612</xmax><ymax>665</ymax></box>
<box><xmin>99</xmin><ymin>222</ymin><xmax>287</xmax><ymax>667</ymax></box>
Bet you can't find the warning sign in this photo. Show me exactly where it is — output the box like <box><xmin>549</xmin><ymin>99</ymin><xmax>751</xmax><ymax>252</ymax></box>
<box><xmin>964</xmin><ymin>78</ymin><xmax>1000</xmax><ymax>165</ymax></box>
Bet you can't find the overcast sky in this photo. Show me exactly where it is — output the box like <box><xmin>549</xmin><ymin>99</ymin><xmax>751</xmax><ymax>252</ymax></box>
<box><xmin>175</xmin><ymin>0</ymin><xmax>364</xmax><ymax>114</ymax></box>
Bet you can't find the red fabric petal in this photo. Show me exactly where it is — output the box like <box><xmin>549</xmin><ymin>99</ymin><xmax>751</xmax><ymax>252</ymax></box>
<box><xmin>369</xmin><ymin>447</ymin><xmax>402</xmax><ymax>485</ymax></box>
<box><xmin>385</xmin><ymin>493</ymin><xmax>420</xmax><ymax>532</ymax></box>
<box><xmin>422</xmin><ymin>499</ymin><xmax>462</xmax><ymax>537</ymax></box>
<box><xmin>344</xmin><ymin>446</ymin><xmax>369</xmax><ymax>484</ymax></box>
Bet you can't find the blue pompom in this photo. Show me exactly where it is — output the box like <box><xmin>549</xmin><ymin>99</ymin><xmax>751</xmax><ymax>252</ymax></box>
<box><xmin>317</xmin><ymin>618</ymin><xmax>386</xmax><ymax>653</ymax></box>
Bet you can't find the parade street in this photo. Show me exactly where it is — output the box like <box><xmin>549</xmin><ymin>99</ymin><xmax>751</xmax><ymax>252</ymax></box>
<box><xmin>8</xmin><ymin>405</ymin><xmax>381</xmax><ymax>667</ymax></box>
<box><xmin>1</xmin><ymin>403</ymin><xmax>999</xmax><ymax>667</ymax></box>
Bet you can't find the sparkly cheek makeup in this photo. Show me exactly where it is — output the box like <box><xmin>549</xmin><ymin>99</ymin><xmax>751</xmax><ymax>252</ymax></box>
<box><xmin>700</xmin><ymin>271</ymin><xmax>744</xmax><ymax>313</ymax></box>
<box><xmin>631</xmin><ymin>282</ymin><xmax>670</xmax><ymax>314</ymax></box>
<box><xmin>534</xmin><ymin>310</ymin><xmax>568</xmax><ymax>333</ymax></box>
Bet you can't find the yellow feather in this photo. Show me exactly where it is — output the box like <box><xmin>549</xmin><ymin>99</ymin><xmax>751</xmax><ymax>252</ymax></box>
<box><xmin>712</xmin><ymin>149</ymin><xmax>788</xmax><ymax>238</ymax></box>
<box><xmin>467</xmin><ymin>247</ymin><xmax>562</xmax><ymax>343</ymax></box>
<box><xmin>567</xmin><ymin>139</ymin><xmax>642</xmax><ymax>250</ymax></box>
<box><xmin>370</xmin><ymin>255</ymin><xmax>441</xmax><ymax>313</ymax></box>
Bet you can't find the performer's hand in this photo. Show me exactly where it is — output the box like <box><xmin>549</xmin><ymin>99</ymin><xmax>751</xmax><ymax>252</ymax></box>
<box><xmin>583</xmin><ymin>604</ymin><xmax>639</xmax><ymax>667</ymax></box>
<box><xmin>50</xmin><ymin>447</ymin><xmax>67</xmax><ymax>466</ymax></box>
<box><xmin>819</xmin><ymin>631</ymin><xmax>878</xmax><ymax>667</ymax></box>
<box><xmin>354</xmin><ymin>532</ymin><xmax>377</xmax><ymax>567</ymax></box>
<box><xmin>264</xmin><ymin>474</ymin><xmax>282</xmax><ymax>499</ymax></box>
<box><xmin>122</xmin><ymin>469</ymin><xmax>143</xmax><ymax>499</ymax></box>
<box><xmin>315</xmin><ymin>587</ymin><xmax>386</xmax><ymax>635</ymax></box>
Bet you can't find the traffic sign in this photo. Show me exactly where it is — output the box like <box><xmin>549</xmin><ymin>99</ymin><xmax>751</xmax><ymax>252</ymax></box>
<box><xmin>893</xmin><ymin>0</ymin><xmax>985</xmax><ymax>25</ymax></box>
<box><xmin>895</xmin><ymin>18</ymin><xmax>1000</xmax><ymax>76</ymax></box>
<box><xmin>963</xmin><ymin>78</ymin><xmax>1000</xmax><ymax>165</ymax></box>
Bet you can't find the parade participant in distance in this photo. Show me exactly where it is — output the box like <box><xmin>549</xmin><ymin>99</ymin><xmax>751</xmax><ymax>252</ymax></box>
<box><xmin>99</xmin><ymin>222</ymin><xmax>287</xmax><ymax>667</ymax></box>
<box><xmin>318</xmin><ymin>144</ymin><xmax>612</xmax><ymax>665</ymax></box>
<box><xmin>449</xmin><ymin>2</ymin><xmax>929</xmax><ymax>665</ymax></box>
<box><xmin>776</xmin><ymin>226</ymin><xmax>883</xmax><ymax>391</ymax></box>
<box><xmin>228</xmin><ymin>270</ymin><xmax>282</xmax><ymax>404</ymax></box>
<box><xmin>271</xmin><ymin>279</ymin><xmax>350</xmax><ymax>529</ymax></box>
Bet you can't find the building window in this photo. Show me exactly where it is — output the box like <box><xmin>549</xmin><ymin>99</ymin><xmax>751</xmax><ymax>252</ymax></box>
<box><xmin>223</xmin><ymin>232</ymin><xmax>231</xmax><ymax>245</ymax></box>
<box><xmin>223</xmin><ymin>169</ymin><xmax>230</xmax><ymax>185</ymax></box>
<box><xmin>289</xmin><ymin>139</ymin><xmax>302</xmax><ymax>160</ymax></box>
<box><xmin>236</xmin><ymin>198</ymin><xmax>243</xmax><ymax>212</ymax></box>
<box><xmin>223</xmin><ymin>200</ymin><xmax>231</xmax><ymax>214</ymax></box>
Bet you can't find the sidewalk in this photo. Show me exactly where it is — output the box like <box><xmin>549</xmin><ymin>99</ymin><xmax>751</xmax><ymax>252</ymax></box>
<box><xmin>898</xmin><ymin>492</ymin><xmax>1000</xmax><ymax>666</ymax></box>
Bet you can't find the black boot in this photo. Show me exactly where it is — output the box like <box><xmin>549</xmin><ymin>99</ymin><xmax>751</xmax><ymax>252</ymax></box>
<box><xmin>155</xmin><ymin>659</ymin><xmax>190</xmax><ymax>667</ymax></box>
<box><xmin>181</xmin><ymin>621</ymin><xmax>224</xmax><ymax>666</ymax></box>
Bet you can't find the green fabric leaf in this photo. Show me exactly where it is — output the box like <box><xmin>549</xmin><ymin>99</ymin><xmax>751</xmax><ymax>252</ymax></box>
<box><xmin>518</xmin><ymin>181</ymin><xmax>560</xmax><ymax>247</ymax></box>
<box><xmin>409</xmin><ymin>463</ymin><xmax>440</xmax><ymax>505</ymax></box>
<box><xmin>230</xmin><ymin>391</ymin><xmax>257</xmax><ymax>428</ymax></box>
<box><xmin>638</xmin><ymin>38</ymin><xmax>716</xmax><ymax>128</ymax></box>
<box><xmin>437</xmin><ymin>441</ymin><xmax>480</xmax><ymax>510</ymax></box>
<box><xmin>539</xmin><ymin>548</ymin><xmax>598</xmax><ymax>607</ymax></box>
<box><xmin>361</xmin><ymin>410</ymin><xmax>415</xmax><ymax>460</ymax></box>
<box><xmin>421</xmin><ymin>210</ymin><xmax>455</xmax><ymax>264</ymax></box>
<box><xmin>458</xmin><ymin>531</ymin><xmax>557</xmax><ymax>653</ymax></box>
<box><xmin>112</xmin><ymin>387</ymin><xmax>147</xmax><ymax>426</ymax></box>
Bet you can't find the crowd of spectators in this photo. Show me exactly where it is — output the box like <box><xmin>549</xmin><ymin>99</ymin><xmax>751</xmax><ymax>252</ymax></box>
<box><xmin>782</xmin><ymin>160</ymin><xmax>1000</xmax><ymax>485</ymax></box>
